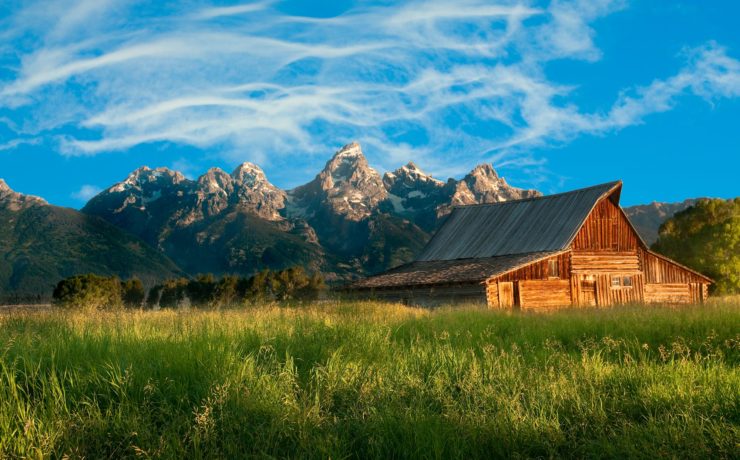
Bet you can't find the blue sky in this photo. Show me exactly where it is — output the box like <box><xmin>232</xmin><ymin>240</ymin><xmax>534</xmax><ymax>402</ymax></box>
<box><xmin>0</xmin><ymin>0</ymin><xmax>738</xmax><ymax>208</ymax></box>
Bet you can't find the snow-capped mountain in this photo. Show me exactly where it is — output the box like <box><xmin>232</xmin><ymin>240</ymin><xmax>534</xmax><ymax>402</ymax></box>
<box><xmin>83</xmin><ymin>162</ymin><xmax>321</xmax><ymax>277</ymax></box>
<box><xmin>289</xmin><ymin>142</ymin><xmax>388</xmax><ymax>222</ymax></box>
<box><xmin>81</xmin><ymin>142</ymin><xmax>542</xmax><ymax>280</ymax></box>
<box><xmin>383</xmin><ymin>162</ymin><xmax>448</xmax><ymax>231</ymax></box>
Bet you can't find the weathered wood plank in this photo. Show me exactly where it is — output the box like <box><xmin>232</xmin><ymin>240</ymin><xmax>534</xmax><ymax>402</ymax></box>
<box><xmin>518</xmin><ymin>280</ymin><xmax>571</xmax><ymax>309</ymax></box>
<box><xmin>572</xmin><ymin>198</ymin><xmax>639</xmax><ymax>252</ymax></box>
<box><xmin>644</xmin><ymin>283</ymin><xmax>691</xmax><ymax>303</ymax></box>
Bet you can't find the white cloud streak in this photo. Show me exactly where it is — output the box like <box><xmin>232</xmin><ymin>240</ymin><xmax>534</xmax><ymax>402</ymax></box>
<box><xmin>0</xmin><ymin>138</ymin><xmax>41</xmax><ymax>151</ymax></box>
<box><xmin>191</xmin><ymin>1</ymin><xmax>275</xmax><ymax>20</ymax></box>
<box><xmin>0</xmin><ymin>0</ymin><xmax>739</xmax><ymax>183</ymax></box>
<box><xmin>71</xmin><ymin>184</ymin><xmax>102</xmax><ymax>201</ymax></box>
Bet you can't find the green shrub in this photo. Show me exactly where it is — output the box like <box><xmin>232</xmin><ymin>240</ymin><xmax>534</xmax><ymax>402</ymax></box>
<box><xmin>145</xmin><ymin>268</ymin><xmax>327</xmax><ymax>309</ymax></box>
<box><xmin>121</xmin><ymin>278</ymin><xmax>145</xmax><ymax>308</ymax></box>
<box><xmin>145</xmin><ymin>284</ymin><xmax>163</xmax><ymax>309</ymax></box>
<box><xmin>52</xmin><ymin>274</ymin><xmax>122</xmax><ymax>310</ymax></box>
<box><xmin>186</xmin><ymin>274</ymin><xmax>217</xmax><ymax>307</ymax></box>
<box><xmin>159</xmin><ymin>278</ymin><xmax>189</xmax><ymax>309</ymax></box>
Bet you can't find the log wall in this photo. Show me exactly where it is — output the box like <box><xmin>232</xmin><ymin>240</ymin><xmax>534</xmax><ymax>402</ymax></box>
<box><xmin>571</xmin><ymin>252</ymin><xmax>640</xmax><ymax>273</ymax></box>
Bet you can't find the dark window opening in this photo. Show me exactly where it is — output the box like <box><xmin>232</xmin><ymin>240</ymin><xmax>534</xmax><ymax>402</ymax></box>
<box><xmin>622</xmin><ymin>276</ymin><xmax>633</xmax><ymax>287</ymax></box>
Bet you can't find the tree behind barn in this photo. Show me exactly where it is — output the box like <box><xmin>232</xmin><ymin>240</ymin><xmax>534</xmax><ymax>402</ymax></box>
<box><xmin>652</xmin><ymin>198</ymin><xmax>740</xmax><ymax>294</ymax></box>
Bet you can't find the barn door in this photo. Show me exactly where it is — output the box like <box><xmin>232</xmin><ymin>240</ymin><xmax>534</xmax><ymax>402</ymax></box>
<box><xmin>498</xmin><ymin>282</ymin><xmax>514</xmax><ymax>308</ymax></box>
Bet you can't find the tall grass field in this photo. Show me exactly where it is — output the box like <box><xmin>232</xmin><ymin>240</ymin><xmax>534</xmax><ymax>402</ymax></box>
<box><xmin>1</xmin><ymin>300</ymin><xmax>738</xmax><ymax>458</ymax></box>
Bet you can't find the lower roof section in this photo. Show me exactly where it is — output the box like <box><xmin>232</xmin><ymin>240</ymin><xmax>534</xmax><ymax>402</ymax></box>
<box><xmin>348</xmin><ymin>251</ymin><xmax>561</xmax><ymax>289</ymax></box>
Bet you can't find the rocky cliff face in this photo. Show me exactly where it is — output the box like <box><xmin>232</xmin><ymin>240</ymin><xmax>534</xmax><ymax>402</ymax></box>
<box><xmin>231</xmin><ymin>162</ymin><xmax>287</xmax><ymax>220</ymax></box>
<box><xmin>184</xmin><ymin>163</ymin><xmax>286</xmax><ymax>225</ymax></box>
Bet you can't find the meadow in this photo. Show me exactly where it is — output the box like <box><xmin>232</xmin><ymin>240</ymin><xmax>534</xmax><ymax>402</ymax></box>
<box><xmin>0</xmin><ymin>300</ymin><xmax>738</xmax><ymax>459</ymax></box>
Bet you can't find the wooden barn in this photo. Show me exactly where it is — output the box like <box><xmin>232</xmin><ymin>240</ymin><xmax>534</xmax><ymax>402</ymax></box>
<box><xmin>347</xmin><ymin>181</ymin><xmax>712</xmax><ymax>310</ymax></box>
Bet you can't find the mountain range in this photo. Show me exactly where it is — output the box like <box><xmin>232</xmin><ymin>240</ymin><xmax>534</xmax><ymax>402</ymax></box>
<box><xmin>0</xmin><ymin>143</ymin><xmax>699</xmax><ymax>297</ymax></box>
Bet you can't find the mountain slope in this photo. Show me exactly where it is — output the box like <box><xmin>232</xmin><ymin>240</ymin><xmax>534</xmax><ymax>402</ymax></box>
<box><xmin>0</xmin><ymin>180</ymin><xmax>182</xmax><ymax>299</ymax></box>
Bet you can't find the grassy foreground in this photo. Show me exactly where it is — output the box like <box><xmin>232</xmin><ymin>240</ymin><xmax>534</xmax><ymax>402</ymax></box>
<box><xmin>0</xmin><ymin>300</ymin><xmax>738</xmax><ymax>459</ymax></box>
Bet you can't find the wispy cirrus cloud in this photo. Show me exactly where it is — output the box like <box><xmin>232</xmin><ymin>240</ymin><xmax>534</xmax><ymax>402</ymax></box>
<box><xmin>0</xmin><ymin>137</ymin><xmax>40</xmax><ymax>151</ymax></box>
<box><xmin>191</xmin><ymin>1</ymin><xmax>275</xmax><ymax>20</ymax></box>
<box><xmin>0</xmin><ymin>0</ymin><xmax>739</xmax><ymax>184</ymax></box>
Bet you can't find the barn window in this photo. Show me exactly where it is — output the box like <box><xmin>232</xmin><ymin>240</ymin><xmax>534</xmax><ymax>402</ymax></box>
<box><xmin>622</xmin><ymin>276</ymin><xmax>633</xmax><ymax>287</ymax></box>
<box><xmin>611</xmin><ymin>276</ymin><xmax>621</xmax><ymax>287</ymax></box>
<box><xmin>548</xmin><ymin>259</ymin><xmax>559</xmax><ymax>278</ymax></box>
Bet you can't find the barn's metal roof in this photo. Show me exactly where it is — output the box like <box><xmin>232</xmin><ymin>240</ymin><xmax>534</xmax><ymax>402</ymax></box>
<box><xmin>349</xmin><ymin>251</ymin><xmax>562</xmax><ymax>289</ymax></box>
<box><xmin>418</xmin><ymin>181</ymin><xmax>622</xmax><ymax>261</ymax></box>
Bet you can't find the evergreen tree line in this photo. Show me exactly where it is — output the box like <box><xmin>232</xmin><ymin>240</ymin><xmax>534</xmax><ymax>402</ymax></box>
<box><xmin>52</xmin><ymin>267</ymin><xmax>326</xmax><ymax>310</ymax></box>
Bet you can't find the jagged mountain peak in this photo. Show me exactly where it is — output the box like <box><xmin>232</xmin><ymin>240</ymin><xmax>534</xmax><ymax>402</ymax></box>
<box><xmin>109</xmin><ymin>166</ymin><xmax>187</xmax><ymax>193</ymax></box>
<box><xmin>290</xmin><ymin>142</ymin><xmax>387</xmax><ymax>222</ymax></box>
<box><xmin>447</xmin><ymin>163</ymin><xmax>540</xmax><ymax>208</ymax></box>
<box><xmin>231</xmin><ymin>162</ymin><xmax>286</xmax><ymax>221</ymax></box>
<box><xmin>469</xmin><ymin>163</ymin><xmax>498</xmax><ymax>178</ymax></box>
<box><xmin>232</xmin><ymin>162</ymin><xmax>270</xmax><ymax>187</ymax></box>
<box><xmin>197</xmin><ymin>168</ymin><xmax>233</xmax><ymax>194</ymax></box>
<box><xmin>322</xmin><ymin>142</ymin><xmax>376</xmax><ymax>183</ymax></box>
<box><xmin>130</xmin><ymin>166</ymin><xmax>184</xmax><ymax>181</ymax></box>
<box><xmin>385</xmin><ymin>161</ymin><xmax>444</xmax><ymax>188</ymax></box>
<box><xmin>0</xmin><ymin>178</ymin><xmax>9</xmax><ymax>192</ymax></box>
<box><xmin>334</xmin><ymin>141</ymin><xmax>363</xmax><ymax>158</ymax></box>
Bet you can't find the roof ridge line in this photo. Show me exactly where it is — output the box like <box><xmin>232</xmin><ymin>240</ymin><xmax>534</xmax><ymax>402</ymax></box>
<box><xmin>451</xmin><ymin>180</ymin><xmax>622</xmax><ymax>210</ymax></box>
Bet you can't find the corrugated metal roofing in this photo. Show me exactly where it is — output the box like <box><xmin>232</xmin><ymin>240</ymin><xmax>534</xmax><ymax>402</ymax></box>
<box><xmin>418</xmin><ymin>181</ymin><xmax>622</xmax><ymax>261</ymax></box>
<box><xmin>349</xmin><ymin>252</ymin><xmax>561</xmax><ymax>289</ymax></box>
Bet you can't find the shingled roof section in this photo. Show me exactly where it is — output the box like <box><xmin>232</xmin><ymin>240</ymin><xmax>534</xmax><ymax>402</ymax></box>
<box><xmin>418</xmin><ymin>181</ymin><xmax>622</xmax><ymax>261</ymax></box>
<box><xmin>350</xmin><ymin>251</ymin><xmax>562</xmax><ymax>289</ymax></box>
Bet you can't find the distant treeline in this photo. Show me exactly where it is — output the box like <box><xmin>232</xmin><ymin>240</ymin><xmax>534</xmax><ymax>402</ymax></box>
<box><xmin>52</xmin><ymin>267</ymin><xmax>326</xmax><ymax>310</ymax></box>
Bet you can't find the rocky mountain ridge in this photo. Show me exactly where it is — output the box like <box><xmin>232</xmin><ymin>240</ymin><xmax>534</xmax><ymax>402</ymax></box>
<box><xmin>82</xmin><ymin>142</ymin><xmax>540</xmax><ymax>279</ymax></box>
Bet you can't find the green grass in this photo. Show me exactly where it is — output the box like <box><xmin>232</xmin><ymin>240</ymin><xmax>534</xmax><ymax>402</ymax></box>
<box><xmin>0</xmin><ymin>300</ymin><xmax>738</xmax><ymax>459</ymax></box>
